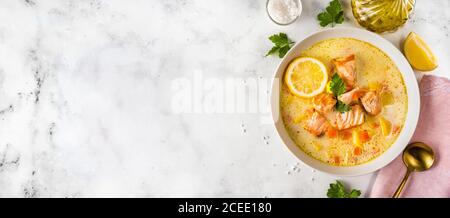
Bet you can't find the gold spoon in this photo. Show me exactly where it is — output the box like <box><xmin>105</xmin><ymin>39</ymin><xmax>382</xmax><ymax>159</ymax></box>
<box><xmin>392</xmin><ymin>142</ymin><xmax>435</xmax><ymax>198</ymax></box>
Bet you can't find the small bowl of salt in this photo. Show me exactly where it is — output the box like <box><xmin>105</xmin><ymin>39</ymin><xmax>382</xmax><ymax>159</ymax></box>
<box><xmin>266</xmin><ymin>0</ymin><xmax>302</xmax><ymax>26</ymax></box>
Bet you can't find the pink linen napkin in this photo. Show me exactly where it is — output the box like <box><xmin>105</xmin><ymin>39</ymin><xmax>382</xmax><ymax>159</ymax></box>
<box><xmin>371</xmin><ymin>75</ymin><xmax>450</xmax><ymax>198</ymax></box>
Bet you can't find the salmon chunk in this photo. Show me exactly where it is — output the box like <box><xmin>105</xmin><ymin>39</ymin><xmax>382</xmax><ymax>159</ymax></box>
<box><xmin>361</xmin><ymin>91</ymin><xmax>382</xmax><ymax>115</ymax></box>
<box><xmin>333</xmin><ymin>54</ymin><xmax>356</xmax><ymax>89</ymax></box>
<box><xmin>335</xmin><ymin>105</ymin><xmax>365</xmax><ymax>130</ymax></box>
<box><xmin>304</xmin><ymin>111</ymin><xmax>329</xmax><ymax>136</ymax></box>
<box><xmin>312</xmin><ymin>93</ymin><xmax>337</xmax><ymax>114</ymax></box>
<box><xmin>338</xmin><ymin>87</ymin><xmax>366</xmax><ymax>105</ymax></box>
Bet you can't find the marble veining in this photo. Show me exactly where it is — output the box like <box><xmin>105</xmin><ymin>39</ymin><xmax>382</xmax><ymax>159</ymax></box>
<box><xmin>0</xmin><ymin>0</ymin><xmax>448</xmax><ymax>197</ymax></box>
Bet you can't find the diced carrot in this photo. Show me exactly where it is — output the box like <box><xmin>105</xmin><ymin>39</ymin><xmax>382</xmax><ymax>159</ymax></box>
<box><xmin>354</xmin><ymin>146</ymin><xmax>362</xmax><ymax>156</ymax></box>
<box><xmin>373</xmin><ymin>146</ymin><xmax>380</xmax><ymax>153</ymax></box>
<box><xmin>392</xmin><ymin>125</ymin><xmax>401</xmax><ymax>135</ymax></box>
<box><xmin>341</xmin><ymin>130</ymin><xmax>352</xmax><ymax>140</ymax></box>
<box><xmin>334</xmin><ymin>156</ymin><xmax>340</xmax><ymax>164</ymax></box>
<box><xmin>369</xmin><ymin>121</ymin><xmax>379</xmax><ymax>128</ymax></box>
<box><xmin>359</xmin><ymin>130</ymin><xmax>370</xmax><ymax>143</ymax></box>
<box><xmin>326</xmin><ymin>128</ymin><xmax>338</xmax><ymax>138</ymax></box>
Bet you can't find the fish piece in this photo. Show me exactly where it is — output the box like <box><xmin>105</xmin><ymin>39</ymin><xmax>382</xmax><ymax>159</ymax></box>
<box><xmin>335</xmin><ymin>105</ymin><xmax>365</xmax><ymax>130</ymax></box>
<box><xmin>361</xmin><ymin>91</ymin><xmax>382</xmax><ymax>115</ymax></box>
<box><xmin>303</xmin><ymin>110</ymin><xmax>329</xmax><ymax>136</ymax></box>
<box><xmin>333</xmin><ymin>54</ymin><xmax>356</xmax><ymax>89</ymax></box>
<box><xmin>312</xmin><ymin>93</ymin><xmax>337</xmax><ymax>114</ymax></box>
<box><xmin>338</xmin><ymin>87</ymin><xmax>367</xmax><ymax>105</ymax></box>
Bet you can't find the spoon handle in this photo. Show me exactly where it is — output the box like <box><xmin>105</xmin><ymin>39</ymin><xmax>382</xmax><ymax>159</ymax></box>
<box><xmin>392</xmin><ymin>169</ymin><xmax>412</xmax><ymax>198</ymax></box>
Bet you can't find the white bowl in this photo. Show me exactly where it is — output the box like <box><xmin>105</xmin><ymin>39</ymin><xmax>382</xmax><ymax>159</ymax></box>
<box><xmin>270</xmin><ymin>27</ymin><xmax>420</xmax><ymax>176</ymax></box>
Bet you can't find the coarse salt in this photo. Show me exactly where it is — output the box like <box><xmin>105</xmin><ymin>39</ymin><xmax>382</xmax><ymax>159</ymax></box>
<box><xmin>267</xmin><ymin>0</ymin><xmax>301</xmax><ymax>25</ymax></box>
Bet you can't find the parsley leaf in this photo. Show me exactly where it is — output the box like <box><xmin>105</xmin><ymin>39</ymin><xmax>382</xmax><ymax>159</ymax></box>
<box><xmin>265</xmin><ymin>47</ymin><xmax>279</xmax><ymax>57</ymax></box>
<box><xmin>327</xmin><ymin>180</ymin><xmax>347</xmax><ymax>198</ymax></box>
<box><xmin>269</xmin><ymin>33</ymin><xmax>290</xmax><ymax>47</ymax></box>
<box><xmin>265</xmin><ymin>33</ymin><xmax>295</xmax><ymax>58</ymax></box>
<box><xmin>329</xmin><ymin>74</ymin><xmax>346</xmax><ymax>97</ymax></box>
<box><xmin>317</xmin><ymin>0</ymin><xmax>344</xmax><ymax>27</ymax></box>
<box><xmin>327</xmin><ymin>181</ymin><xmax>361</xmax><ymax>198</ymax></box>
<box><xmin>318</xmin><ymin>12</ymin><xmax>333</xmax><ymax>27</ymax></box>
<box><xmin>348</xmin><ymin>189</ymin><xmax>362</xmax><ymax>198</ymax></box>
<box><xmin>278</xmin><ymin>46</ymin><xmax>291</xmax><ymax>58</ymax></box>
<box><xmin>329</xmin><ymin>74</ymin><xmax>350</xmax><ymax>112</ymax></box>
<box><xmin>336</xmin><ymin>100</ymin><xmax>350</xmax><ymax>113</ymax></box>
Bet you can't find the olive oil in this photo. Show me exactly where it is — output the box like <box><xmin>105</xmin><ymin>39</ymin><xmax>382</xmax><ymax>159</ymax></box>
<box><xmin>351</xmin><ymin>0</ymin><xmax>415</xmax><ymax>33</ymax></box>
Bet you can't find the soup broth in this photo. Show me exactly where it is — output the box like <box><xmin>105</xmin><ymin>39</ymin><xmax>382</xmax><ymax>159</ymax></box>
<box><xmin>280</xmin><ymin>38</ymin><xmax>408</xmax><ymax>166</ymax></box>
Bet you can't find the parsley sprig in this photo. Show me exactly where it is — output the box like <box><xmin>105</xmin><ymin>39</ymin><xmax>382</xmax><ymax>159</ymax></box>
<box><xmin>329</xmin><ymin>74</ymin><xmax>346</xmax><ymax>97</ymax></box>
<box><xmin>336</xmin><ymin>100</ymin><xmax>350</xmax><ymax>112</ymax></box>
<box><xmin>317</xmin><ymin>0</ymin><xmax>345</xmax><ymax>27</ymax></box>
<box><xmin>329</xmin><ymin>74</ymin><xmax>350</xmax><ymax>113</ymax></box>
<box><xmin>327</xmin><ymin>180</ymin><xmax>361</xmax><ymax>198</ymax></box>
<box><xmin>265</xmin><ymin>33</ymin><xmax>295</xmax><ymax>58</ymax></box>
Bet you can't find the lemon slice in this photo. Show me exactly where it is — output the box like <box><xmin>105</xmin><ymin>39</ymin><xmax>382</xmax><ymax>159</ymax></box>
<box><xmin>284</xmin><ymin>57</ymin><xmax>328</xmax><ymax>98</ymax></box>
<box><xmin>404</xmin><ymin>32</ymin><xmax>438</xmax><ymax>71</ymax></box>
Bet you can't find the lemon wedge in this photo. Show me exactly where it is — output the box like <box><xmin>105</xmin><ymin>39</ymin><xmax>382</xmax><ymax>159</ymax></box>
<box><xmin>404</xmin><ymin>32</ymin><xmax>438</xmax><ymax>71</ymax></box>
<box><xmin>284</xmin><ymin>57</ymin><xmax>328</xmax><ymax>98</ymax></box>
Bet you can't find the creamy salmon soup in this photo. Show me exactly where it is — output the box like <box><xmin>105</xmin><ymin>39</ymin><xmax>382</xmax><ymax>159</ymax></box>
<box><xmin>280</xmin><ymin>38</ymin><xmax>408</xmax><ymax>166</ymax></box>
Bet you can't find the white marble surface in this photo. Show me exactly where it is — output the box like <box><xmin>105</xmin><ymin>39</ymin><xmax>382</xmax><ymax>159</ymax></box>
<box><xmin>0</xmin><ymin>0</ymin><xmax>448</xmax><ymax>197</ymax></box>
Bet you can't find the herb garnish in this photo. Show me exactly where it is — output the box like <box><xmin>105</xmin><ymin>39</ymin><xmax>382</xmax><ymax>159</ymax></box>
<box><xmin>329</xmin><ymin>74</ymin><xmax>350</xmax><ymax>113</ymax></box>
<box><xmin>329</xmin><ymin>73</ymin><xmax>346</xmax><ymax>97</ymax></box>
<box><xmin>265</xmin><ymin>33</ymin><xmax>295</xmax><ymax>58</ymax></box>
<box><xmin>327</xmin><ymin>180</ymin><xmax>361</xmax><ymax>198</ymax></box>
<box><xmin>336</xmin><ymin>100</ymin><xmax>350</xmax><ymax>113</ymax></box>
<box><xmin>317</xmin><ymin>0</ymin><xmax>345</xmax><ymax>27</ymax></box>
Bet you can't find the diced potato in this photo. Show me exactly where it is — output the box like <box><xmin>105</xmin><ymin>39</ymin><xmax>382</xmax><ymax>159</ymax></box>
<box><xmin>352</xmin><ymin>129</ymin><xmax>362</xmax><ymax>147</ymax></box>
<box><xmin>343</xmin><ymin>150</ymin><xmax>350</xmax><ymax>165</ymax></box>
<box><xmin>381</xmin><ymin>92</ymin><xmax>394</xmax><ymax>106</ymax></box>
<box><xmin>368</xmin><ymin>82</ymin><xmax>380</xmax><ymax>91</ymax></box>
<box><xmin>326</xmin><ymin>146</ymin><xmax>337</xmax><ymax>158</ymax></box>
<box><xmin>366</xmin><ymin>115</ymin><xmax>379</xmax><ymax>129</ymax></box>
<box><xmin>369</xmin><ymin>120</ymin><xmax>380</xmax><ymax>129</ymax></box>
<box><xmin>366</xmin><ymin>129</ymin><xmax>376</xmax><ymax>137</ymax></box>
<box><xmin>312</xmin><ymin>141</ymin><xmax>322</xmax><ymax>151</ymax></box>
<box><xmin>379</xmin><ymin>117</ymin><xmax>392</xmax><ymax>136</ymax></box>
<box><xmin>294</xmin><ymin>115</ymin><xmax>304</xmax><ymax>123</ymax></box>
<box><xmin>286</xmin><ymin>95</ymin><xmax>294</xmax><ymax>105</ymax></box>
